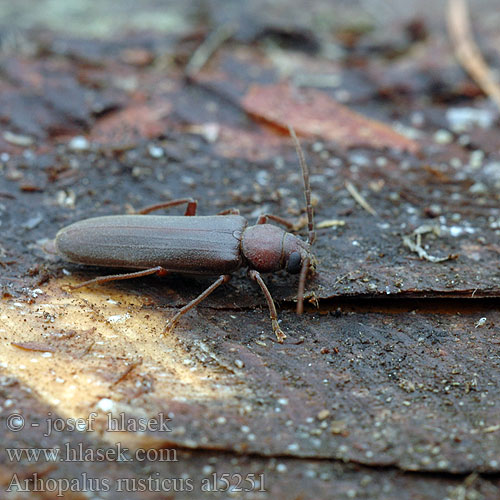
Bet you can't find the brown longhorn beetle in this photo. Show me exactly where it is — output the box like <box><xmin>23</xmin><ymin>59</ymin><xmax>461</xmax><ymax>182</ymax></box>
<box><xmin>55</xmin><ymin>127</ymin><xmax>317</xmax><ymax>342</ymax></box>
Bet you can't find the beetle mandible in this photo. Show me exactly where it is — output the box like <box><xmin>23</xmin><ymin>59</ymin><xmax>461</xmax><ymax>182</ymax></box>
<box><xmin>55</xmin><ymin>127</ymin><xmax>317</xmax><ymax>342</ymax></box>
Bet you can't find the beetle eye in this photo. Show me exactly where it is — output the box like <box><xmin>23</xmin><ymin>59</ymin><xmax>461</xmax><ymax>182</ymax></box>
<box><xmin>286</xmin><ymin>251</ymin><xmax>302</xmax><ymax>274</ymax></box>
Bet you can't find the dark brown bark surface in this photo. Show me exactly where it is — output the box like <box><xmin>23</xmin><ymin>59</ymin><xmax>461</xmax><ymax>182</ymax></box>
<box><xmin>0</xmin><ymin>0</ymin><xmax>499</xmax><ymax>498</ymax></box>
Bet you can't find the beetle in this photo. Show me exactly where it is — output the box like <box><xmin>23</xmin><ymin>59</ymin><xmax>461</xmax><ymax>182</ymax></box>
<box><xmin>55</xmin><ymin>127</ymin><xmax>316</xmax><ymax>343</ymax></box>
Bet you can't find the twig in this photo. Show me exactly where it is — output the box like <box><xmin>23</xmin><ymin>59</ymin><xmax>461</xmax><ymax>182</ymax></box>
<box><xmin>345</xmin><ymin>181</ymin><xmax>377</xmax><ymax>216</ymax></box>
<box><xmin>112</xmin><ymin>358</ymin><xmax>143</xmax><ymax>386</ymax></box>
<box><xmin>403</xmin><ymin>225</ymin><xmax>458</xmax><ymax>263</ymax></box>
<box><xmin>447</xmin><ymin>0</ymin><xmax>500</xmax><ymax>111</ymax></box>
<box><xmin>316</xmin><ymin>219</ymin><xmax>345</xmax><ymax>229</ymax></box>
<box><xmin>185</xmin><ymin>23</ymin><xmax>235</xmax><ymax>77</ymax></box>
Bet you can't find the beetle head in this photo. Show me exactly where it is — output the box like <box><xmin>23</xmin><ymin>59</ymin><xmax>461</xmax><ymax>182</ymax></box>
<box><xmin>282</xmin><ymin>232</ymin><xmax>317</xmax><ymax>276</ymax></box>
<box><xmin>241</xmin><ymin>224</ymin><xmax>317</xmax><ymax>313</ymax></box>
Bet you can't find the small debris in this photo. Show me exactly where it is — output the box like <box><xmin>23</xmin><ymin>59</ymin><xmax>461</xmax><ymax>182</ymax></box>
<box><xmin>447</xmin><ymin>0</ymin><xmax>500</xmax><ymax>111</ymax></box>
<box><xmin>317</xmin><ymin>219</ymin><xmax>345</xmax><ymax>229</ymax></box>
<box><xmin>148</xmin><ymin>145</ymin><xmax>164</xmax><ymax>158</ymax></box>
<box><xmin>56</xmin><ymin>190</ymin><xmax>76</xmax><ymax>209</ymax></box>
<box><xmin>469</xmin><ymin>150</ymin><xmax>484</xmax><ymax>168</ymax></box>
<box><xmin>107</xmin><ymin>313</ymin><xmax>131</xmax><ymax>324</ymax></box>
<box><xmin>446</xmin><ymin>107</ymin><xmax>495</xmax><ymax>131</ymax></box>
<box><xmin>433</xmin><ymin>129</ymin><xmax>453</xmax><ymax>144</ymax></box>
<box><xmin>68</xmin><ymin>136</ymin><xmax>90</xmax><ymax>151</ymax></box>
<box><xmin>3</xmin><ymin>131</ymin><xmax>34</xmax><ymax>147</ymax></box>
<box><xmin>345</xmin><ymin>181</ymin><xmax>377</xmax><ymax>216</ymax></box>
<box><xmin>317</xmin><ymin>409</ymin><xmax>330</xmax><ymax>421</ymax></box>
<box><xmin>402</xmin><ymin>225</ymin><xmax>458</xmax><ymax>263</ymax></box>
<box><xmin>22</xmin><ymin>213</ymin><xmax>43</xmax><ymax>230</ymax></box>
<box><xmin>234</xmin><ymin>359</ymin><xmax>245</xmax><ymax>369</ymax></box>
<box><xmin>185</xmin><ymin>23</ymin><xmax>235</xmax><ymax>77</ymax></box>
<box><xmin>96</xmin><ymin>398</ymin><xmax>114</xmax><ymax>411</ymax></box>
<box><xmin>475</xmin><ymin>317</ymin><xmax>487</xmax><ymax>328</ymax></box>
<box><xmin>11</xmin><ymin>342</ymin><xmax>55</xmax><ymax>352</ymax></box>
<box><xmin>483</xmin><ymin>424</ymin><xmax>500</xmax><ymax>433</ymax></box>
<box><xmin>185</xmin><ymin>123</ymin><xmax>220</xmax><ymax>143</ymax></box>
<box><xmin>330</xmin><ymin>420</ymin><xmax>347</xmax><ymax>435</ymax></box>
<box><xmin>275</xmin><ymin>463</ymin><xmax>288</xmax><ymax>473</ymax></box>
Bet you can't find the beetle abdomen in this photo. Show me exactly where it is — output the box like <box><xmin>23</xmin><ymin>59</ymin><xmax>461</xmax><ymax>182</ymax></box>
<box><xmin>56</xmin><ymin>215</ymin><xmax>247</xmax><ymax>274</ymax></box>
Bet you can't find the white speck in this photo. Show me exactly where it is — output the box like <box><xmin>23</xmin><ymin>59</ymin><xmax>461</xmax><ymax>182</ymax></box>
<box><xmin>241</xmin><ymin>425</ymin><xmax>250</xmax><ymax>433</ymax></box>
<box><xmin>107</xmin><ymin>313</ymin><xmax>130</xmax><ymax>324</ymax></box>
<box><xmin>446</xmin><ymin>107</ymin><xmax>495</xmax><ymax>132</ymax></box>
<box><xmin>256</xmin><ymin>170</ymin><xmax>270</xmax><ymax>186</ymax></box>
<box><xmin>202</xmin><ymin>465</ymin><xmax>213</xmax><ymax>475</ymax></box>
<box><xmin>234</xmin><ymin>359</ymin><xmax>244</xmax><ymax>369</ymax></box>
<box><xmin>475</xmin><ymin>317</ymin><xmax>487</xmax><ymax>328</ymax></box>
<box><xmin>62</xmin><ymin>269</ymin><xmax>72</xmax><ymax>276</ymax></box>
<box><xmin>433</xmin><ymin>129</ymin><xmax>453</xmax><ymax>144</ymax></box>
<box><xmin>352</xmin><ymin>240</ymin><xmax>360</xmax><ymax>247</ymax></box>
<box><xmin>348</xmin><ymin>152</ymin><xmax>370</xmax><ymax>166</ymax></box>
<box><xmin>447</xmin><ymin>225</ymin><xmax>475</xmax><ymax>237</ymax></box>
<box><xmin>392</xmin><ymin>122</ymin><xmax>424</xmax><ymax>140</ymax></box>
<box><xmin>276</xmin><ymin>463</ymin><xmax>287</xmax><ymax>473</ymax></box>
<box><xmin>469</xmin><ymin>150</ymin><xmax>484</xmax><ymax>169</ymax></box>
<box><xmin>148</xmin><ymin>145</ymin><xmax>164</xmax><ymax>158</ymax></box>
<box><xmin>484</xmin><ymin>161</ymin><xmax>500</xmax><ymax>181</ymax></box>
<box><xmin>197</xmin><ymin>122</ymin><xmax>220</xmax><ymax>143</ymax></box>
<box><xmin>278</xmin><ymin>398</ymin><xmax>288</xmax><ymax>405</ymax></box>
<box><xmin>288</xmin><ymin>443</ymin><xmax>300</xmax><ymax>452</ymax></box>
<box><xmin>96</xmin><ymin>398</ymin><xmax>114</xmax><ymax>411</ymax></box>
<box><xmin>107</xmin><ymin>299</ymin><xmax>119</xmax><ymax>305</ymax></box>
<box><xmin>469</xmin><ymin>182</ymin><xmax>487</xmax><ymax>194</ymax></box>
<box><xmin>312</xmin><ymin>141</ymin><xmax>324</xmax><ymax>152</ymax></box>
<box><xmin>41</xmin><ymin>352</ymin><xmax>52</xmax><ymax>358</ymax></box>
<box><xmin>68</xmin><ymin>136</ymin><xmax>90</xmax><ymax>151</ymax></box>
<box><xmin>55</xmin><ymin>377</ymin><xmax>65</xmax><ymax>383</ymax></box>
<box><xmin>216</xmin><ymin>416</ymin><xmax>226</xmax><ymax>424</ymax></box>
<box><xmin>181</xmin><ymin>176</ymin><xmax>195</xmax><ymax>187</ymax></box>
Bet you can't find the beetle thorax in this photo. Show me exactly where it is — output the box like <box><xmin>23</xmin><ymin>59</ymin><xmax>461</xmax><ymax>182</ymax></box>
<box><xmin>241</xmin><ymin>224</ymin><xmax>311</xmax><ymax>274</ymax></box>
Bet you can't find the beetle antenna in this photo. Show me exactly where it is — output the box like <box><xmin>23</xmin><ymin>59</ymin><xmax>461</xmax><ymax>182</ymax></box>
<box><xmin>288</xmin><ymin>125</ymin><xmax>316</xmax><ymax>245</ymax></box>
<box><xmin>296</xmin><ymin>257</ymin><xmax>309</xmax><ymax>314</ymax></box>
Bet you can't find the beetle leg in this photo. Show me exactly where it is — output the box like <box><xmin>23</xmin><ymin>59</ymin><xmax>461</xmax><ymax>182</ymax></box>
<box><xmin>164</xmin><ymin>274</ymin><xmax>231</xmax><ymax>334</ymax></box>
<box><xmin>68</xmin><ymin>266</ymin><xmax>169</xmax><ymax>290</ymax></box>
<box><xmin>137</xmin><ymin>198</ymin><xmax>197</xmax><ymax>216</ymax></box>
<box><xmin>248</xmin><ymin>270</ymin><xmax>286</xmax><ymax>343</ymax></box>
<box><xmin>256</xmin><ymin>214</ymin><xmax>294</xmax><ymax>230</ymax></box>
<box><xmin>217</xmin><ymin>208</ymin><xmax>240</xmax><ymax>215</ymax></box>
